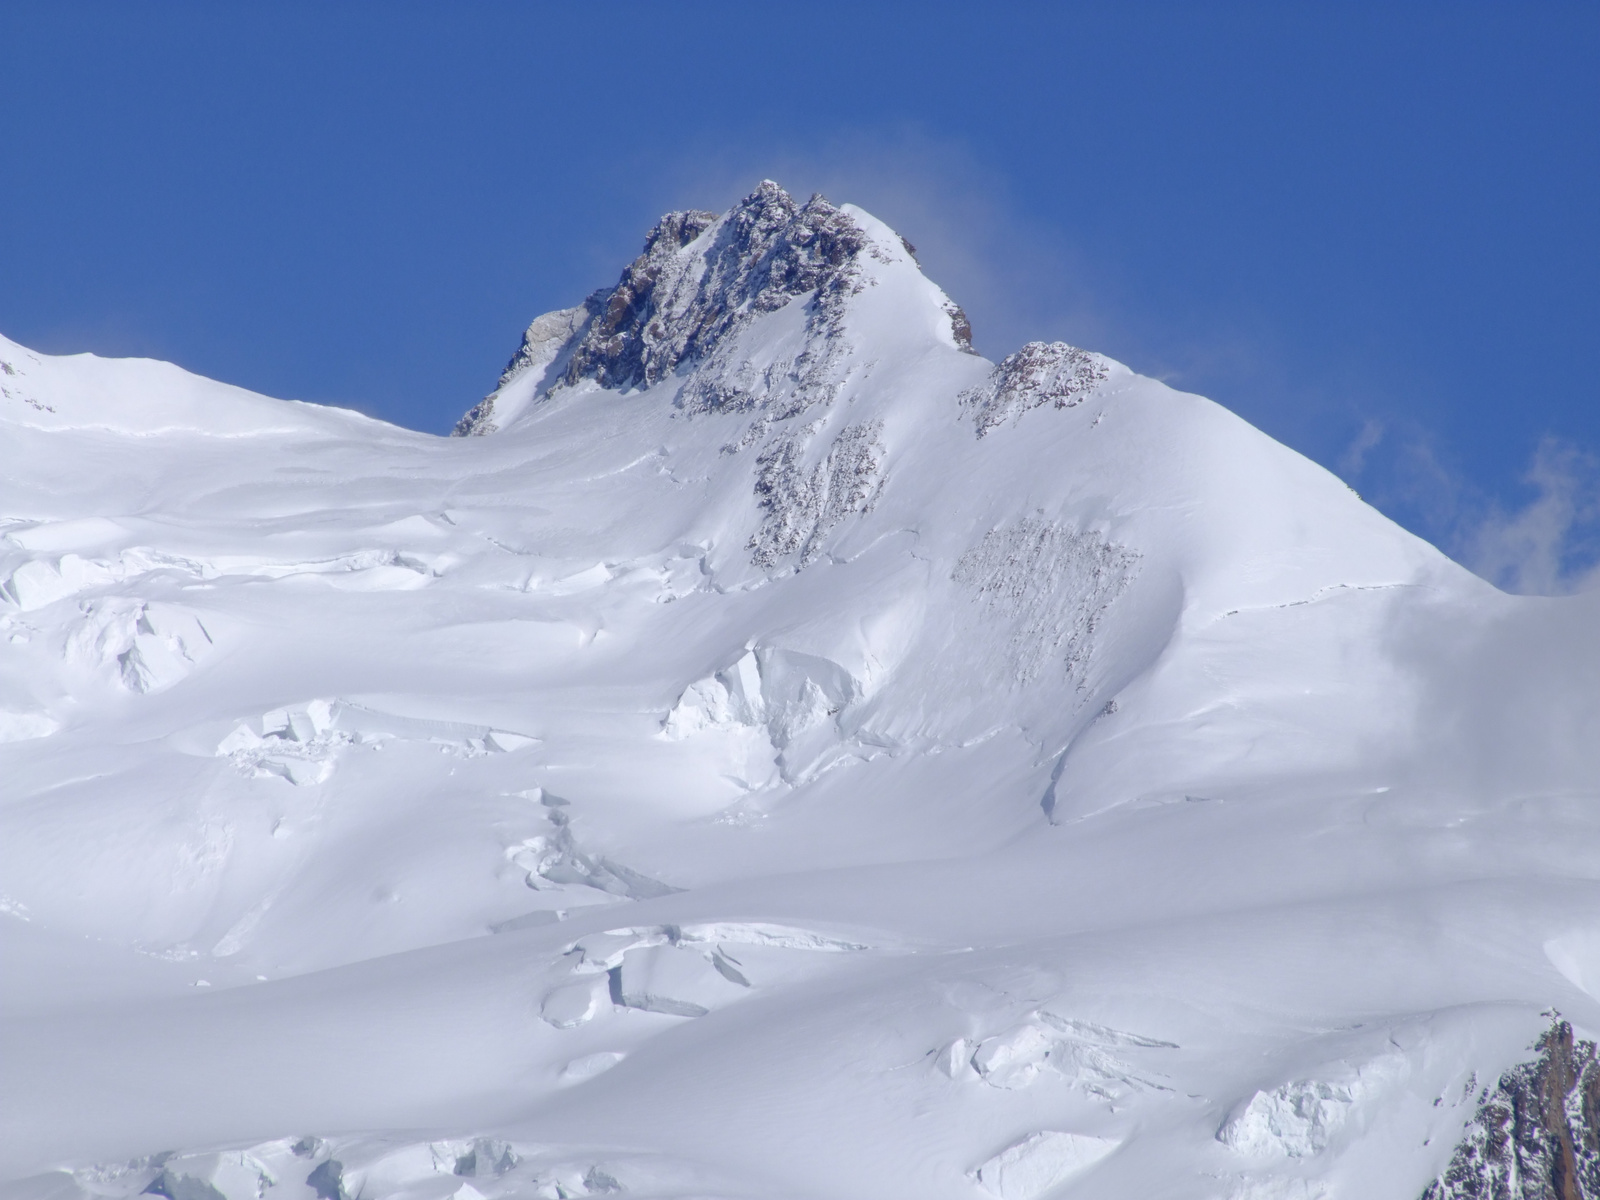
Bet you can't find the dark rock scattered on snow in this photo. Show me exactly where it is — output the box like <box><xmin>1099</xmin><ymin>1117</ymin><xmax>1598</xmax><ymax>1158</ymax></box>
<box><xmin>961</xmin><ymin>340</ymin><xmax>1110</xmax><ymax>437</ymax></box>
<box><xmin>748</xmin><ymin>419</ymin><xmax>885</xmax><ymax>568</ymax></box>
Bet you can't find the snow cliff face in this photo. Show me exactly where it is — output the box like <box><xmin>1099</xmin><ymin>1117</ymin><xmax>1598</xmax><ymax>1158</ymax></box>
<box><xmin>5</xmin><ymin>182</ymin><xmax>1600</xmax><ymax>1200</ymax></box>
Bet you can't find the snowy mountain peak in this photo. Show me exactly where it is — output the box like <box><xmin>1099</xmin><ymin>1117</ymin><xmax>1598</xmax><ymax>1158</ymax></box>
<box><xmin>10</xmin><ymin>183</ymin><xmax>1600</xmax><ymax>1200</ymax></box>
<box><xmin>453</xmin><ymin>181</ymin><xmax>974</xmax><ymax>435</ymax></box>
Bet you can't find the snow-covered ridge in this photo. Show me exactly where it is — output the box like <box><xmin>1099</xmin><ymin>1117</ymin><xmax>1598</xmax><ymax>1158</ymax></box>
<box><xmin>6</xmin><ymin>182</ymin><xmax>1600</xmax><ymax>1200</ymax></box>
<box><xmin>0</xmin><ymin>332</ymin><xmax>388</xmax><ymax>437</ymax></box>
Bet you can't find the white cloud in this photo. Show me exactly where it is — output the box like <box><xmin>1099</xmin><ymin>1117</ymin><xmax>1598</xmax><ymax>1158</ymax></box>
<box><xmin>1338</xmin><ymin>421</ymin><xmax>1600</xmax><ymax>596</ymax></box>
<box><xmin>1460</xmin><ymin>437</ymin><xmax>1600</xmax><ymax>595</ymax></box>
<box><xmin>1339</xmin><ymin>418</ymin><xmax>1385</xmax><ymax>477</ymax></box>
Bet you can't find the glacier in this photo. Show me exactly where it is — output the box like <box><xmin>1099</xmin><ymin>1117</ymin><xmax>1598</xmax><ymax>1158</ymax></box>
<box><xmin>3</xmin><ymin>181</ymin><xmax>1600</xmax><ymax>1200</ymax></box>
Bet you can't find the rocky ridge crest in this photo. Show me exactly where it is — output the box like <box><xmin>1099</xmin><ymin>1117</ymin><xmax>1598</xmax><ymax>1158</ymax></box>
<box><xmin>454</xmin><ymin>181</ymin><xmax>975</xmax><ymax>437</ymax></box>
<box><xmin>564</xmin><ymin>181</ymin><xmax>863</xmax><ymax>401</ymax></box>
<box><xmin>453</xmin><ymin>183</ymin><xmax>1118</xmax><ymax>578</ymax></box>
<box><xmin>961</xmin><ymin>340</ymin><xmax>1110</xmax><ymax>437</ymax></box>
<box><xmin>1423</xmin><ymin>1019</ymin><xmax>1600</xmax><ymax>1200</ymax></box>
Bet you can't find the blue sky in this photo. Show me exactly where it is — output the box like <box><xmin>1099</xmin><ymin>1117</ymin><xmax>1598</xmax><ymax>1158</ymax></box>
<box><xmin>3</xmin><ymin>3</ymin><xmax>1597</xmax><ymax>591</ymax></box>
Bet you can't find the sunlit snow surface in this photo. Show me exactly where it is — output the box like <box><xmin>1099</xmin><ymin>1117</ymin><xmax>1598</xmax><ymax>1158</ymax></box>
<box><xmin>4</xmin><ymin>193</ymin><xmax>1600</xmax><ymax>1200</ymax></box>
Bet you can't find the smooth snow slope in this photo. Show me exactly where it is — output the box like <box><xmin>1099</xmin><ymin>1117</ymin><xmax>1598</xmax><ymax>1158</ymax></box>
<box><xmin>4</xmin><ymin>183</ymin><xmax>1600</xmax><ymax>1200</ymax></box>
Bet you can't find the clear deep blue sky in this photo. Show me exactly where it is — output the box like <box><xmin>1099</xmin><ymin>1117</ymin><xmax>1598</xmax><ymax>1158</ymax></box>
<box><xmin>3</xmin><ymin>3</ymin><xmax>1597</xmax><ymax>590</ymax></box>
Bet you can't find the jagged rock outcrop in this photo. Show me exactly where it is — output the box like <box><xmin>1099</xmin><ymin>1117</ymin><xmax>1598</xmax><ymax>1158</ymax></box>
<box><xmin>452</xmin><ymin>303</ymin><xmax>593</xmax><ymax>436</ymax></box>
<box><xmin>961</xmin><ymin>340</ymin><xmax>1110</xmax><ymax>437</ymax></box>
<box><xmin>451</xmin><ymin>182</ymin><xmax>987</xmax><ymax>572</ymax></box>
<box><xmin>454</xmin><ymin>180</ymin><xmax>976</xmax><ymax>437</ymax></box>
<box><xmin>562</xmin><ymin>182</ymin><xmax>868</xmax><ymax>397</ymax></box>
<box><xmin>1423</xmin><ymin>1020</ymin><xmax>1600</xmax><ymax>1200</ymax></box>
<box><xmin>944</xmin><ymin>299</ymin><xmax>976</xmax><ymax>354</ymax></box>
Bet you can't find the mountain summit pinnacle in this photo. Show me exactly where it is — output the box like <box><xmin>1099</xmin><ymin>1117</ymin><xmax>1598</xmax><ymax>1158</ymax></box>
<box><xmin>452</xmin><ymin>181</ymin><xmax>975</xmax><ymax>435</ymax></box>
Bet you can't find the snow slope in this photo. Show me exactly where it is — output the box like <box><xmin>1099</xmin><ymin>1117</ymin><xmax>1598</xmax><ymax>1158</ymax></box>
<box><xmin>4</xmin><ymin>182</ymin><xmax>1600</xmax><ymax>1200</ymax></box>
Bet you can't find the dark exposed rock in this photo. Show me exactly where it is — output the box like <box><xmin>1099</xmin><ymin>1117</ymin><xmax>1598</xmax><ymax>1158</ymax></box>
<box><xmin>560</xmin><ymin>180</ymin><xmax>870</xmax><ymax>399</ymax></box>
<box><xmin>455</xmin><ymin>181</ymin><xmax>886</xmax><ymax>436</ymax></box>
<box><xmin>452</xmin><ymin>182</ymin><xmax>957</xmax><ymax>569</ymax></box>
<box><xmin>449</xmin><ymin>396</ymin><xmax>496</xmax><ymax>438</ymax></box>
<box><xmin>944</xmin><ymin>301</ymin><xmax>977</xmax><ymax>354</ymax></box>
<box><xmin>1422</xmin><ymin>1019</ymin><xmax>1600</xmax><ymax>1200</ymax></box>
<box><xmin>960</xmin><ymin>340</ymin><xmax>1109</xmax><ymax>437</ymax></box>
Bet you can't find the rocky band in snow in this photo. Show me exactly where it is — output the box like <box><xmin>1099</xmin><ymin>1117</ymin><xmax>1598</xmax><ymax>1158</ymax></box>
<box><xmin>1423</xmin><ymin>1020</ymin><xmax>1600</xmax><ymax>1200</ymax></box>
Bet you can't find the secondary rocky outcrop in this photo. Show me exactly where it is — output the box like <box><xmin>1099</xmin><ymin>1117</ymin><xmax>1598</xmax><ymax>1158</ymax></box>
<box><xmin>1423</xmin><ymin>1020</ymin><xmax>1600</xmax><ymax>1200</ymax></box>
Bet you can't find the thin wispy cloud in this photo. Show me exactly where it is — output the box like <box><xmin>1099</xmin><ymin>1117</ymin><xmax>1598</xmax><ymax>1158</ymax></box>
<box><xmin>1339</xmin><ymin>418</ymin><xmax>1385</xmax><ymax>478</ymax></box>
<box><xmin>1342</xmin><ymin>420</ymin><xmax>1600</xmax><ymax>595</ymax></box>
<box><xmin>1459</xmin><ymin>437</ymin><xmax>1600</xmax><ymax>595</ymax></box>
